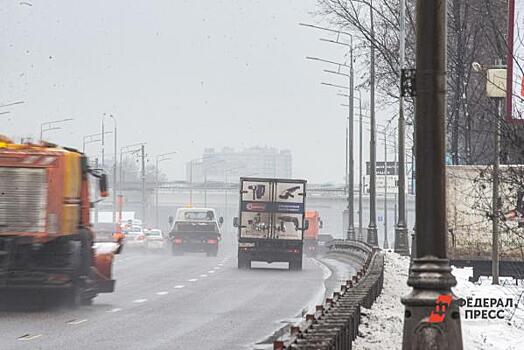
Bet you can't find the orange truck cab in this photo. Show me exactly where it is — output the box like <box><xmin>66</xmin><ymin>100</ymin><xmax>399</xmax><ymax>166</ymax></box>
<box><xmin>0</xmin><ymin>136</ymin><xmax>120</xmax><ymax>306</ymax></box>
<box><xmin>304</xmin><ymin>210</ymin><xmax>323</xmax><ymax>257</ymax></box>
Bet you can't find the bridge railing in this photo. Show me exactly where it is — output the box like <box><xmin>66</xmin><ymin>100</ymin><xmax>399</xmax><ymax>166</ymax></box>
<box><xmin>273</xmin><ymin>240</ymin><xmax>384</xmax><ymax>350</ymax></box>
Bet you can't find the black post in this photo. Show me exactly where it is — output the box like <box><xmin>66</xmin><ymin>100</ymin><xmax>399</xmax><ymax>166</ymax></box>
<box><xmin>367</xmin><ymin>0</ymin><xmax>378</xmax><ymax>246</ymax></box>
<box><xmin>401</xmin><ymin>0</ymin><xmax>463</xmax><ymax>348</ymax></box>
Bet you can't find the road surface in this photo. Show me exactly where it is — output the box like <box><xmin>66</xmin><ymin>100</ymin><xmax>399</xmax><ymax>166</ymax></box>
<box><xmin>0</xmin><ymin>235</ymin><xmax>332</xmax><ymax>350</ymax></box>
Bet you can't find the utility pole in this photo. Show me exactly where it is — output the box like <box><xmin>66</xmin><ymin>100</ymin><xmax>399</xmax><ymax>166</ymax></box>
<box><xmin>155</xmin><ymin>151</ymin><xmax>177</xmax><ymax>228</ymax></box>
<box><xmin>141</xmin><ymin>144</ymin><xmax>146</xmax><ymax>224</ymax></box>
<box><xmin>367</xmin><ymin>0</ymin><xmax>378</xmax><ymax>246</ymax></box>
<box><xmin>394</xmin><ymin>128</ymin><xmax>398</xmax><ymax>227</ymax></box>
<box><xmin>395</xmin><ymin>0</ymin><xmax>410</xmax><ymax>255</ymax></box>
<box><xmin>110</xmin><ymin>115</ymin><xmax>117</xmax><ymax>224</ymax></box>
<box><xmin>401</xmin><ymin>0</ymin><xmax>463</xmax><ymax>348</ymax></box>
<box><xmin>383</xmin><ymin>129</ymin><xmax>389</xmax><ymax>249</ymax></box>
<box><xmin>358</xmin><ymin>90</ymin><xmax>364</xmax><ymax>241</ymax></box>
<box><xmin>345</xmin><ymin>126</ymin><xmax>349</xmax><ymax>197</ymax></box>
<box><xmin>493</xmin><ymin>93</ymin><xmax>501</xmax><ymax>285</ymax></box>
<box><xmin>94</xmin><ymin>158</ymin><xmax>99</xmax><ymax>224</ymax></box>
<box><xmin>189</xmin><ymin>160</ymin><xmax>194</xmax><ymax>206</ymax></box>
<box><xmin>347</xmin><ymin>41</ymin><xmax>355</xmax><ymax>240</ymax></box>
<box><xmin>491</xmin><ymin>57</ymin><xmax>505</xmax><ymax>285</ymax></box>
<box><xmin>101</xmin><ymin>118</ymin><xmax>105</xmax><ymax>167</ymax></box>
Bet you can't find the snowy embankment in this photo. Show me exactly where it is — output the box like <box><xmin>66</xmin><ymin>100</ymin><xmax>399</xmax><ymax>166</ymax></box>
<box><xmin>353</xmin><ymin>252</ymin><xmax>524</xmax><ymax>350</ymax></box>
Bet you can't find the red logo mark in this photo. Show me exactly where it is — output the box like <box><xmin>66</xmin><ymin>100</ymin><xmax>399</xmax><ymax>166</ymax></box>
<box><xmin>428</xmin><ymin>294</ymin><xmax>453</xmax><ymax>323</ymax></box>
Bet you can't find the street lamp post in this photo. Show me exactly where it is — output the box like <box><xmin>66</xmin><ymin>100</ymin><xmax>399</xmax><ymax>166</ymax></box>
<box><xmin>104</xmin><ymin>115</ymin><xmax>118</xmax><ymax>223</ymax></box>
<box><xmin>367</xmin><ymin>0</ymin><xmax>378</xmax><ymax>247</ymax></box>
<box><xmin>119</xmin><ymin>143</ymin><xmax>146</xmax><ymax>219</ymax></box>
<box><xmin>40</xmin><ymin>118</ymin><xmax>74</xmax><ymax>141</ymax></box>
<box><xmin>401</xmin><ymin>0</ymin><xmax>463</xmax><ymax>347</ymax></box>
<box><xmin>155</xmin><ymin>151</ymin><xmax>178</xmax><ymax>227</ymax></box>
<box><xmin>395</xmin><ymin>0</ymin><xmax>410</xmax><ymax>256</ymax></box>
<box><xmin>301</xmin><ymin>23</ymin><xmax>356</xmax><ymax>240</ymax></box>
<box><xmin>383</xmin><ymin>128</ymin><xmax>389</xmax><ymax>249</ymax></box>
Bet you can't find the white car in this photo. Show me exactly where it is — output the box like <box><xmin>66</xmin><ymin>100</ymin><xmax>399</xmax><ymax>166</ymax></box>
<box><xmin>144</xmin><ymin>229</ymin><xmax>165</xmax><ymax>250</ymax></box>
<box><xmin>124</xmin><ymin>225</ymin><xmax>145</xmax><ymax>249</ymax></box>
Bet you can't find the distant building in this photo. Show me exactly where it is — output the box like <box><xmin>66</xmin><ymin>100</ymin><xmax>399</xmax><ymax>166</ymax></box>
<box><xmin>186</xmin><ymin>147</ymin><xmax>292</xmax><ymax>183</ymax></box>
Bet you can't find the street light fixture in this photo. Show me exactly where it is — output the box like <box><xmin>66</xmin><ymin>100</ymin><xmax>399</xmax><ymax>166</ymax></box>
<box><xmin>306</xmin><ymin>55</ymin><xmax>356</xmax><ymax>240</ymax></box>
<box><xmin>103</xmin><ymin>114</ymin><xmax>118</xmax><ymax>223</ymax></box>
<box><xmin>119</xmin><ymin>142</ymin><xmax>146</xmax><ymax>196</ymax></box>
<box><xmin>301</xmin><ymin>23</ymin><xmax>356</xmax><ymax>241</ymax></box>
<box><xmin>155</xmin><ymin>151</ymin><xmax>178</xmax><ymax>227</ymax></box>
<box><xmin>40</xmin><ymin>118</ymin><xmax>74</xmax><ymax>141</ymax></box>
<box><xmin>82</xmin><ymin>131</ymin><xmax>113</xmax><ymax>153</ymax></box>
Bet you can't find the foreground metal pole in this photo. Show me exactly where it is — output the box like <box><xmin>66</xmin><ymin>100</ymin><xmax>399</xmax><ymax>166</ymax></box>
<box><xmin>395</xmin><ymin>0</ymin><xmax>410</xmax><ymax>255</ymax></box>
<box><xmin>367</xmin><ymin>0</ymin><xmax>378</xmax><ymax>246</ymax></box>
<box><xmin>401</xmin><ymin>0</ymin><xmax>463</xmax><ymax>348</ymax></box>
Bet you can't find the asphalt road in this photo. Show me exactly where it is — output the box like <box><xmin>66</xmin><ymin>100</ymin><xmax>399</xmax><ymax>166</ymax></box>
<box><xmin>0</xmin><ymin>235</ymin><xmax>334</xmax><ymax>350</ymax></box>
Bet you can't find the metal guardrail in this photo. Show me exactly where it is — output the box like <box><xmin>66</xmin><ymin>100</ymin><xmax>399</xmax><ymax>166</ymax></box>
<box><xmin>273</xmin><ymin>240</ymin><xmax>384</xmax><ymax>350</ymax></box>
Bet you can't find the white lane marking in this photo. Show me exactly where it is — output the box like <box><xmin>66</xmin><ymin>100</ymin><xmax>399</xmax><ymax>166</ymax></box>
<box><xmin>18</xmin><ymin>334</ymin><xmax>42</xmax><ymax>341</ymax></box>
<box><xmin>200</xmin><ymin>274</ymin><xmax>208</xmax><ymax>278</ymax></box>
<box><xmin>107</xmin><ymin>308</ymin><xmax>122</xmax><ymax>313</ymax></box>
<box><xmin>218</xmin><ymin>263</ymin><xmax>223</xmax><ymax>266</ymax></box>
<box><xmin>188</xmin><ymin>278</ymin><xmax>198</xmax><ymax>282</ymax></box>
<box><xmin>133</xmin><ymin>298</ymin><xmax>148</xmax><ymax>304</ymax></box>
<box><xmin>214</xmin><ymin>266</ymin><xmax>221</xmax><ymax>270</ymax></box>
<box><xmin>156</xmin><ymin>291</ymin><xmax>169</xmax><ymax>295</ymax></box>
<box><xmin>208</xmin><ymin>270</ymin><xmax>215</xmax><ymax>274</ymax></box>
<box><xmin>66</xmin><ymin>319</ymin><xmax>87</xmax><ymax>325</ymax></box>
<box><xmin>174</xmin><ymin>285</ymin><xmax>185</xmax><ymax>289</ymax></box>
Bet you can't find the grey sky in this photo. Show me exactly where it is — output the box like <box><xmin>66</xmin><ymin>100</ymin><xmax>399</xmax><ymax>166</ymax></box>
<box><xmin>1</xmin><ymin>0</ymin><xmax>395</xmax><ymax>183</ymax></box>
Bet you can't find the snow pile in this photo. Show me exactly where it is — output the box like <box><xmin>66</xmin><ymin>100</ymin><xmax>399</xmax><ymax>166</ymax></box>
<box><xmin>353</xmin><ymin>251</ymin><xmax>524</xmax><ymax>350</ymax></box>
<box><xmin>352</xmin><ymin>251</ymin><xmax>410</xmax><ymax>350</ymax></box>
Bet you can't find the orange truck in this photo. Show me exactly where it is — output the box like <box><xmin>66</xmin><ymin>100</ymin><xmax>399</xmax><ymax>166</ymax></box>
<box><xmin>304</xmin><ymin>210</ymin><xmax>322</xmax><ymax>257</ymax></box>
<box><xmin>0</xmin><ymin>135</ymin><xmax>121</xmax><ymax>306</ymax></box>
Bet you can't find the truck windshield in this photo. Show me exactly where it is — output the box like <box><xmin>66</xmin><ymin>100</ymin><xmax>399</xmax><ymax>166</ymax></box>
<box><xmin>0</xmin><ymin>167</ymin><xmax>47</xmax><ymax>233</ymax></box>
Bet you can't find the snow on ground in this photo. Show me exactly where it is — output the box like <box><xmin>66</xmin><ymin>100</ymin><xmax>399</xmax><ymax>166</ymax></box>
<box><xmin>353</xmin><ymin>251</ymin><xmax>524</xmax><ymax>350</ymax></box>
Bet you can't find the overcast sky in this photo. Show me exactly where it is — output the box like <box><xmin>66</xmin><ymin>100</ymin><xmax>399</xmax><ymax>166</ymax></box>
<box><xmin>1</xmin><ymin>0</ymin><xmax>395</xmax><ymax>183</ymax></box>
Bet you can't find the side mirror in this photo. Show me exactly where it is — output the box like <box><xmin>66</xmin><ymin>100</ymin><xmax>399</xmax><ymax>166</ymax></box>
<box><xmin>233</xmin><ymin>217</ymin><xmax>239</xmax><ymax>228</ymax></box>
<box><xmin>219</xmin><ymin>217</ymin><xmax>224</xmax><ymax>226</ymax></box>
<box><xmin>99</xmin><ymin>174</ymin><xmax>108</xmax><ymax>197</ymax></box>
<box><xmin>303</xmin><ymin>220</ymin><xmax>309</xmax><ymax>231</ymax></box>
<box><xmin>319</xmin><ymin>220</ymin><xmax>324</xmax><ymax>229</ymax></box>
<box><xmin>168</xmin><ymin>215</ymin><xmax>174</xmax><ymax>226</ymax></box>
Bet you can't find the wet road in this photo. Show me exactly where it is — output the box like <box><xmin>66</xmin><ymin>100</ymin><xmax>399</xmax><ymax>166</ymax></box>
<box><xmin>0</xmin><ymin>234</ymin><xmax>333</xmax><ymax>350</ymax></box>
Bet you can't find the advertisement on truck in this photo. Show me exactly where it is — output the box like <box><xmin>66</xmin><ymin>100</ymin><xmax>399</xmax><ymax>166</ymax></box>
<box><xmin>235</xmin><ymin>177</ymin><xmax>307</xmax><ymax>270</ymax></box>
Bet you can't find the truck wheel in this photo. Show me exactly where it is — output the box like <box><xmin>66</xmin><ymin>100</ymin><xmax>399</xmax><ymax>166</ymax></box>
<box><xmin>289</xmin><ymin>259</ymin><xmax>302</xmax><ymax>271</ymax></box>
<box><xmin>67</xmin><ymin>283</ymin><xmax>82</xmax><ymax>308</ymax></box>
<box><xmin>238</xmin><ymin>256</ymin><xmax>250</xmax><ymax>269</ymax></box>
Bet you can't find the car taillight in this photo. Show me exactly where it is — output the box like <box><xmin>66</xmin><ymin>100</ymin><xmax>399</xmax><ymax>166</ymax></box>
<box><xmin>207</xmin><ymin>239</ymin><xmax>217</xmax><ymax>244</ymax></box>
<box><xmin>174</xmin><ymin>238</ymin><xmax>182</xmax><ymax>244</ymax></box>
<box><xmin>287</xmin><ymin>248</ymin><xmax>300</xmax><ymax>254</ymax></box>
<box><xmin>138</xmin><ymin>235</ymin><xmax>144</xmax><ymax>240</ymax></box>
